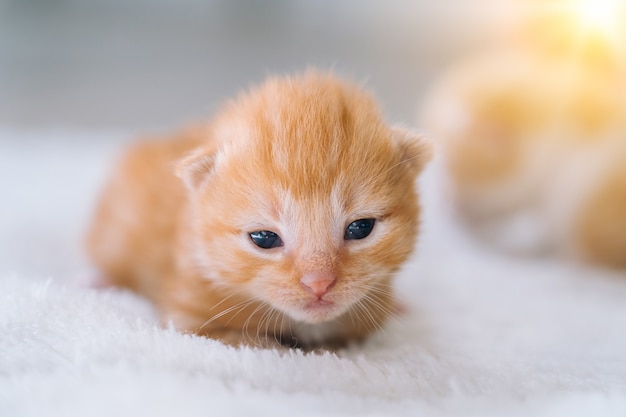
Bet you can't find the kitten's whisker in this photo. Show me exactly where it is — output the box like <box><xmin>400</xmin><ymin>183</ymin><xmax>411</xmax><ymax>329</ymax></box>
<box><xmin>359</xmin><ymin>293</ymin><xmax>400</xmax><ymax>321</ymax></box>
<box><xmin>243</xmin><ymin>303</ymin><xmax>269</xmax><ymax>347</ymax></box>
<box><xmin>198</xmin><ymin>298</ymin><xmax>256</xmax><ymax>331</ymax></box>
<box><xmin>262</xmin><ymin>308</ymin><xmax>278</xmax><ymax>347</ymax></box>
<box><xmin>279</xmin><ymin>311</ymin><xmax>287</xmax><ymax>347</ymax></box>
<box><xmin>351</xmin><ymin>281</ymin><xmax>394</xmax><ymax>296</ymax></box>
<box><xmin>346</xmin><ymin>282</ymin><xmax>395</xmax><ymax>299</ymax></box>
<box><xmin>222</xmin><ymin>299</ymin><xmax>260</xmax><ymax>326</ymax></box>
<box><xmin>265</xmin><ymin>309</ymin><xmax>277</xmax><ymax>345</ymax></box>
<box><xmin>200</xmin><ymin>292</ymin><xmax>253</xmax><ymax>329</ymax></box>
<box><xmin>346</xmin><ymin>303</ymin><xmax>357</xmax><ymax>328</ymax></box>
<box><xmin>353</xmin><ymin>282</ymin><xmax>401</xmax><ymax>319</ymax></box>
<box><xmin>269</xmin><ymin>309</ymin><xmax>282</xmax><ymax>346</ymax></box>
<box><xmin>353</xmin><ymin>300</ymin><xmax>376</xmax><ymax>333</ymax></box>
<box><xmin>256</xmin><ymin>307</ymin><xmax>273</xmax><ymax>345</ymax></box>
<box><xmin>356</xmin><ymin>301</ymin><xmax>386</xmax><ymax>338</ymax></box>
<box><xmin>287</xmin><ymin>313</ymin><xmax>294</xmax><ymax>347</ymax></box>
<box><xmin>208</xmin><ymin>288</ymin><xmax>247</xmax><ymax>312</ymax></box>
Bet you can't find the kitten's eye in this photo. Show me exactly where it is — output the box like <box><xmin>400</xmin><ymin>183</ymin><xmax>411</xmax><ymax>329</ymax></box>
<box><xmin>249</xmin><ymin>230</ymin><xmax>284</xmax><ymax>249</ymax></box>
<box><xmin>344</xmin><ymin>218</ymin><xmax>376</xmax><ymax>240</ymax></box>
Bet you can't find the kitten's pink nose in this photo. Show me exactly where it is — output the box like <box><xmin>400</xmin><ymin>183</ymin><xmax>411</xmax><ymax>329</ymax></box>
<box><xmin>300</xmin><ymin>272</ymin><xmax>337</xmax><ymax>298</ymax></box>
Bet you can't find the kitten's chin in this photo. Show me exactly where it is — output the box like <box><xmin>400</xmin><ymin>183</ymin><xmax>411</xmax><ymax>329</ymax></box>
<box><xmin>289</xmin><ymin>300</ymin><xmax>346</xmax><ymax>324</ymax></box>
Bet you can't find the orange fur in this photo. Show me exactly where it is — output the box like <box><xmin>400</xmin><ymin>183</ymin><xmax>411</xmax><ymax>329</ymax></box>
<box><xmin>86</xmin><ymin>72</ymin><xmax>431</xmax><ymax>349</ymax></box>
<box><xmin>420</xmin><ymin>51</ymin><xmax>626</xmax><ymax>268</ymax></box>
<box><xmin>577</xmin><ymin>162</ymin><xmax>626</xmax><ymax>268</ymax></box>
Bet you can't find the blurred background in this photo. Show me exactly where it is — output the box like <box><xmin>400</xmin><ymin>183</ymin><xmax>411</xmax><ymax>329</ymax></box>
<box><xmin>0</xmin><ymin>0</ymin><xmax>514</xmax><ymax>278</ymax></box>
<box><xmin>1</xmin><ymin>0</ymin><xmax>625</xmax><ymax>277</ymax></box>
<box><xmin>0</xmin><ymin>0</ymin><xmax>519</xmax><ymax>278</ymax></box>
<box><xmin>0</xmin><ymin>0</ymin><xmax>518</xmax><ymax>130</ymax></box>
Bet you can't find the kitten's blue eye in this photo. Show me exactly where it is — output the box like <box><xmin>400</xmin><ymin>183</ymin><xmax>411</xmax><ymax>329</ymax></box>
<box><xmin>249</xmin><ymin>230</ymin><xmax>284</xmax><ymax>249</ymax></box>
<box><xmin>344</xmin><ymin>218</ymin><xmax>376</xmax><ymax>240</ymax></box>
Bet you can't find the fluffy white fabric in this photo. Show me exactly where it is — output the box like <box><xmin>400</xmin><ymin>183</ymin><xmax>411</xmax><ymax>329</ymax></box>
<box><xmin>1</xmin><ymin>129</ymin><xmax>626</xmax><ymax>416</ymax></box>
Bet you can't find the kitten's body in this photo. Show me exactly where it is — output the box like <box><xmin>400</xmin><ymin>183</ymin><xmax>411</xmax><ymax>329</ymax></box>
<box><xmin>420</xmin><ymin>51</ymin><xmax>626</xmax><ymax>268</ymax></box>
<box><xmin>87</xmin><ymin>73</ymin><xmax>430</xmax><ymax>349</ymax></box>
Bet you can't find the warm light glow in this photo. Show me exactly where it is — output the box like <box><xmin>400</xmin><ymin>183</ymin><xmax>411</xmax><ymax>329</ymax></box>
<box><xmin>572</xmin><ymin>0</ymin><xmax>625</xmax><ymax>37</ymax></box>
<box><xmin>576</xmin><ymin>0</ymin><xmax>618</xmax><ymax>28</ymax></box>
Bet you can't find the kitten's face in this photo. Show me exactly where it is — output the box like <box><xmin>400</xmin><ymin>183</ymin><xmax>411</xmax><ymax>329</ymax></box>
<box><xmin>179</xmin><ymin>74</ymin><xmax>429</xmax><ymax>324</ymax></box>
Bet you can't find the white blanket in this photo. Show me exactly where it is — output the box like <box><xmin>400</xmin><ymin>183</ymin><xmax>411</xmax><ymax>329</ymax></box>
<box><xmin>1</xmin><ymin>130</ymin><xmax>625</xmax><ymax>416</ymax></box>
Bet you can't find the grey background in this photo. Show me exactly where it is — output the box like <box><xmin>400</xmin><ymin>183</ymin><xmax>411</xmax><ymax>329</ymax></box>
<box><xmin>0</xmin><ymin>0</ymin><xmax>518</xmax><ymax>131</ymax></box>
<box><xmin>0</xmin><ymin>0</ymin><xmax>519</xmax><ymax>278</ymax></box>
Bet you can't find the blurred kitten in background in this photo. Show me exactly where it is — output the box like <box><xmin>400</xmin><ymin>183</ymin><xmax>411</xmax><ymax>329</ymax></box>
<box><xmin>419</xmin><ymin>0</ymin><xmax>626</xmax><ymax>269</ymax></box>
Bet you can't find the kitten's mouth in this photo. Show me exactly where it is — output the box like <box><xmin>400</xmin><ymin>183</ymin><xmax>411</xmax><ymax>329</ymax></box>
<box><xmin>304</xmin><ymin>299</ymin><xmax>334</xmax><ymax>310</ymax></box>
<box><xmin>300</xmin><ymin>299</ymin><xmax>337</xmax><ymax>323</ymax></box>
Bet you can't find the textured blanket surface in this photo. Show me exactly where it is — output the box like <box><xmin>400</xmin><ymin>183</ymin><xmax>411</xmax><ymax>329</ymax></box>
<box><xmin>1</xmin><ymin>130</ymin><xmax>626</xmax><ymax>416</ymax></box>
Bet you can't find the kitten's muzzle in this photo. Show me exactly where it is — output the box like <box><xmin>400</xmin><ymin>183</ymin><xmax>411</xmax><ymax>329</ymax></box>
<box><xmin>300</xmin><ymin>272</ymin><xmax>337</xmax><ymax>299</ymax></box>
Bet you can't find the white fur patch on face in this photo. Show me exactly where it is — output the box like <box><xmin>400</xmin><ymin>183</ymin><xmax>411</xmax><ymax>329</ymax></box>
<box><xmin>275</xmin><ymin>188</ymin><xmax>343</xmax><ymax>255</ymax></box>
<box><xmin>283</xmin><ymin>302</ymin><xmax>347</xmax><ymax>325</ymax></box>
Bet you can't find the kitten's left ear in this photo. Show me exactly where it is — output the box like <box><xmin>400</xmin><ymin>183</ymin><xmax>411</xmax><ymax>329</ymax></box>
<box><xmin>175</xmin><ymin>146</ymin><xmax>217</xmax><ymax>190</ymax></box>
<box><xmin>391</xmin><ymin>127</ymin><xmax>433</xmax><ymax>175</ymax></box>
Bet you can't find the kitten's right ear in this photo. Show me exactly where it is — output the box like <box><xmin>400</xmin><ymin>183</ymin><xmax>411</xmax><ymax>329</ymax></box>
<box><xmin>391</xmin><ymin>127</ymin><xmax>433</xmax><ymax>176</ymax></box>
<box><xmin>175</xmin><ymin>147</ymin><xmax>216</xmax><ymax>190</ymax></box>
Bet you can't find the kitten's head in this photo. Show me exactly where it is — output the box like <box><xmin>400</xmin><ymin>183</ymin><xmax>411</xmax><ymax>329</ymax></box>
<box><xmin>178</xmin><ymin>72</ymin><xmax>430</xmax><ymax>324</ymax></box>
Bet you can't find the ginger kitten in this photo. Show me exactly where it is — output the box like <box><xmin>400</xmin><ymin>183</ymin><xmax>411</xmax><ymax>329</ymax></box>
<box><xmin>86</xmin><ymin>72</ymin><xmax>431</xmax><ymax>349</ymax></box>
<box><xmin>420</xmin><ymin>51</ymin><xmax>626</xmax><ymax>268</ymax></box>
